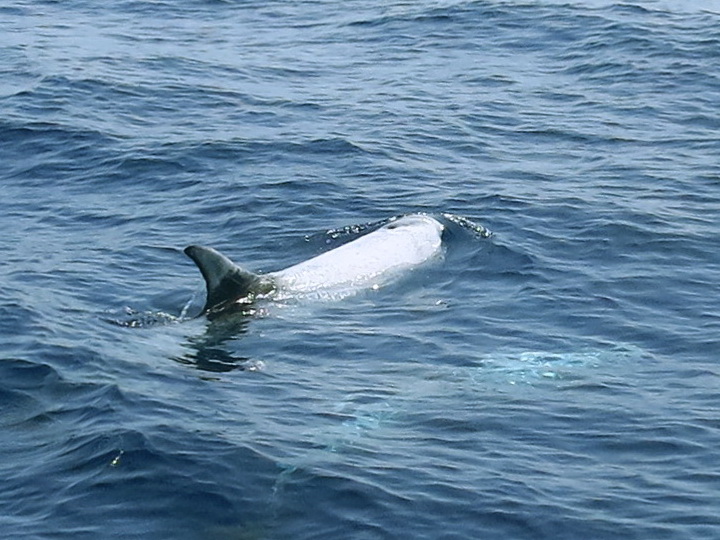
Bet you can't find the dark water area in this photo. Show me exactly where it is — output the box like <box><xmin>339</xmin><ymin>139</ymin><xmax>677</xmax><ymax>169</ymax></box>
<box><xmin>2</xmin><ymin>1</ymin><xmax>720</xmax><ymax>538</ymax></box>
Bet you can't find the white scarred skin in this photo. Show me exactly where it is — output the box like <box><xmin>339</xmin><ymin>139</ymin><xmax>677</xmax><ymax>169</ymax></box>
<box><xmin>270</xmin><ymin>214</ymin><xmax>444</xmax><ymax>299</ymax></box>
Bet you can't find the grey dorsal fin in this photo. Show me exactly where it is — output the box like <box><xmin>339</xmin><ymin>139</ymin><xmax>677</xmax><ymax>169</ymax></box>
<box><xmin>184</xmin><ymin>245</ymin><xmax>262</xmax><ymax>314</ymax></box>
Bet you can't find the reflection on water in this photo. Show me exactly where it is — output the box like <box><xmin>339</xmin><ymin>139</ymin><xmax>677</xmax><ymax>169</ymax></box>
<box><xmin>174</xmin><ymin>311</ymin><xmax>260</xmax><ymax>373</ymax></box>
<box><xmin>104</xmin><ymin>305</ymin><xmax>263</xmax><ymax>373</ymax></box>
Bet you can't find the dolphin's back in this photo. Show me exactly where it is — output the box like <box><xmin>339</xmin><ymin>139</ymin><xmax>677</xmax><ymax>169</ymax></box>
<box><xmin>271</xmin><ymin>214</ymin><xmax>444</xmax><ymax>297</ymax></box>
<box><xmin>184</xmin><ymin>214</ymin><xmax>444</xmax><ymax>314</ymax></box>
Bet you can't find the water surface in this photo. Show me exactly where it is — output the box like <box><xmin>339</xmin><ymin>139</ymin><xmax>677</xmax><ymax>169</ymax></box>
<box><xmin>1</xmin><ymin>1</ymin><xmax>719</xmax><ymax>538</ymax></box>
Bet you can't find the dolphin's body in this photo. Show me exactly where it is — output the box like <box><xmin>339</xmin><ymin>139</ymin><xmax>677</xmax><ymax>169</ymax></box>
<box><xmin>185</xmin><ymin>214</ymin><xmax>445</xmax><ymax>317</ymax></box>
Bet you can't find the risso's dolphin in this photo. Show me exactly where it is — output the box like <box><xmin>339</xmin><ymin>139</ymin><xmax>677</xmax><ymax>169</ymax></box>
<box><xmin>185</xmin><ymin>214</ymin><xmax>445</xmax><ymax>317</ymax></box>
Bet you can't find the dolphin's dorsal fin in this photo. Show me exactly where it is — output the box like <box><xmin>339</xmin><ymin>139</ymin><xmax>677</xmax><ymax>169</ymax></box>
<box><xmin>184</xmin><ymin>245</ymin><xmax>268</xmax><ymax>314</ymax></box>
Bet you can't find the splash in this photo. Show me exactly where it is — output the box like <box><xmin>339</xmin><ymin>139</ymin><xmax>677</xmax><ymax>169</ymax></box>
<box><xmin>442</xmin><ymin>212</ymin><xmax>493</xmax><ymax>238</ymax></box>
<box><xmin>104</xmin><ymin>287</ymin><xmax>203</xmax><ymax>328</ymax></box>
<box><xmin>103</xmin><ymin>307</ymin><xmax>181</xmax><ymax>328</ymax></box>
<box><xmin>319</xmin><ymin>219</ymin><xmax>384</xmax><ymax>241</ymax></box>
<box><xmin>179</xmin><ymin>287</ymin><xmax>202</xmax><ymax>319</ymax></box>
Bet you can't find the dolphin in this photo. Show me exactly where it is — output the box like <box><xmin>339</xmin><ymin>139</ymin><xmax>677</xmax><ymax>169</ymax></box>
<box><xmin>184</xmin><ymin>214</ymin><xmax>445</xmax><ymax>317</ymax></box>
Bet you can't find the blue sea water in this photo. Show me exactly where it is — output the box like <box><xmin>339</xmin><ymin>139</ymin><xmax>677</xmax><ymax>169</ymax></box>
<box><xmin>2</xmin><ymin>0</ymin><xmax>720</xmax><ymax>538</ymax></box>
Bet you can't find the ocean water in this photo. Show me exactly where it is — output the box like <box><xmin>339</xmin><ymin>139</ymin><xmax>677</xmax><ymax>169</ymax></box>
<box><xmin>2</xmin><ymin>0</ymin><xmax>720</xmax><ymax>538</ymax></box>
